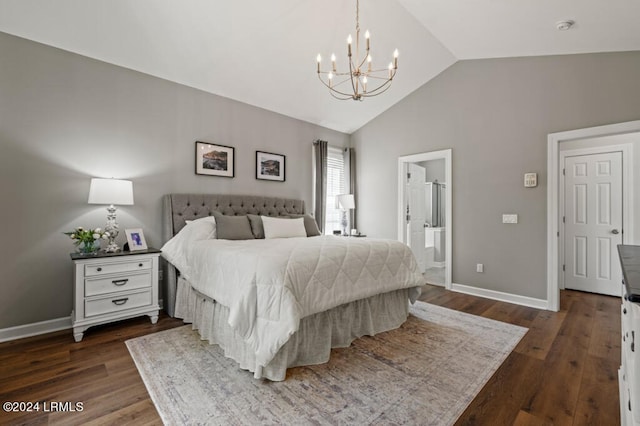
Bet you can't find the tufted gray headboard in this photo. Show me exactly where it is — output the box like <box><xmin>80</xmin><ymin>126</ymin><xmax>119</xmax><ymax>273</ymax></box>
<box><xmin>162</xmin><ymin>193</ymin><xmax>305</xmax><ymax>316</ymax></box>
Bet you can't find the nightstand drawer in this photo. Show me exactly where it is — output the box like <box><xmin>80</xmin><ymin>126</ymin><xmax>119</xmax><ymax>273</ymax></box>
<box><xmin>85</xmin><ymin>259</ymin><xmax>152</xmax><ymax>277</ymax></box>
<box><xmin>85</xmin><ymin>290</ymin><xmax>152</xmax><ymax>317</ymax></box>
<box><xmin>85</xmin><ymin>272</ymin><xmax>152</xmax><ymax>297</ymax></box>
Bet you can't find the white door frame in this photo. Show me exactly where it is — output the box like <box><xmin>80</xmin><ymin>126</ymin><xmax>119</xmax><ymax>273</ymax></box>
<box><xmin>398</xmin><ymin>149</ymin><xmax>452</xmax><ymax>289</ymax></box>
<box><xmin>547</xmin><ymin>121</ymin><xmax>638</xmax><ymax>311</ymax></box>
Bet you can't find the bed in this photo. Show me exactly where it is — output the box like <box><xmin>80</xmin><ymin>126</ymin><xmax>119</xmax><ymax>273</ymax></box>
<box><xmin>162</xmin><ymin>194</ymin><xmax>424</xmax><ymax>380</ymax></box>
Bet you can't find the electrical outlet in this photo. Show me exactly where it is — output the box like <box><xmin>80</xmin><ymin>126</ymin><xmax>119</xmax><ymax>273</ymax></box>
<box><xmin>476</xmin><ymin>263</ymin><xmax>484</xmax><ymax>273</ymax></box>
<box><xmin>502</xmin><ymin>214</ymin><xmax>518</xmax><ymax>224</ymax></box>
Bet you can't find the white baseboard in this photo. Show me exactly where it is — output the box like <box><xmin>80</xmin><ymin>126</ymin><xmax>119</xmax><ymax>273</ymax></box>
<box><xmin>0</xmin><ymin>298</ymin><xmax>166</xmax><ymax>343</ymax></box>
<box><xmin>0</xmin><ymin>316</ymin><xmax>72</xmax><ymax>343</ymax></box>
<box><xmin>451</xmin><ymin>283</ymin><xmax>549</xmax><ymax>310</ymax></box>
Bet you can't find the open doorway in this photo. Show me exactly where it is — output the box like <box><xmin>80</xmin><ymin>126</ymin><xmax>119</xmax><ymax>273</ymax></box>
<box><xmin>398</xmin><ymin>149</ymin><xmax>452</xmax><ymax>289</ymax></box>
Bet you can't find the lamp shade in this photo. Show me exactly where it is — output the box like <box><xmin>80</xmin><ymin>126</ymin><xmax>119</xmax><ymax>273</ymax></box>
<box><xmin>88</xmin><ymin>178</ymin><xmax>134</xmax><ymax>205</ymax></box>
<box><xmin>335</xmin><ymin>194</ymin><xmax>355</xmax><ymax>210</ymax></box>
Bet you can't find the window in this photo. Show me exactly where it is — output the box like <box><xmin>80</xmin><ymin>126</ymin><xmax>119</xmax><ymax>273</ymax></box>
<box><xmin>324</xmin><ymin>147</ymin><xmax>345</xmax><ymax>234</ymax></box>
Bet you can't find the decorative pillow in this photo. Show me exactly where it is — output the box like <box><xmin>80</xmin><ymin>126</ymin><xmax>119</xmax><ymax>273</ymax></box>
<box><xmin>262</xmin><ymin>216</ymin><xmax>307</xmax><ymax>239</ymax></box>
<box><xmin>212</xmin><ymin>211</ymin><xmax>254</xmax><ymax>240</ymax></box>
<box><xmin>247</xmin><ymin>214</ymin><xmax>265</xmax><ymax>239</ymax></box>
<box><xmin>287</xmin><ymin>214</ymin><xmax>321</xmax><ymax>237</ymax></box>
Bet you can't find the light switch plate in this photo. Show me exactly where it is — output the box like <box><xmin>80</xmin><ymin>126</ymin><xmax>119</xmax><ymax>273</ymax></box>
<box><xmin>524</xmin><ymin>173</ymin><xmax>537</xmax><ymax>188</ymax></box>
<box><xmin>503</xmin><ymin>214</ymin><xmax>518</xmax><ymax>224</ymax></box>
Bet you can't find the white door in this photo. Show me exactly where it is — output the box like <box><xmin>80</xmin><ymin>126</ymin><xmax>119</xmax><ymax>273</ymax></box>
<box><xmin>564</xmin><ymin>152</ymin><xmax>623</xmax><ymax>296</ymax></box>
<box><xmin>407</xmin><ymin>163</ymin><xmax>427</xmax><ymax>272</ymax></box>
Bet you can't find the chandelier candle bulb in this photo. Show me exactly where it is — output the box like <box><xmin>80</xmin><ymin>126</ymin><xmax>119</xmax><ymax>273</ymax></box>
<box><xmin>367</xmin><ymin>55</ymin><xmax>372</xmax><ymax>72</ymax></box>
<box><xmin>331</xmin><ymin>54</ymin><xmax>336</xmax><ymax>72</ymax></box>
<box><xmin>316</xmin><ymin>54</ymin><xmax>321</xmax><ymax>73</ymax></box>
<box><xmin>394</xmin><ymin>49</ymin><xmax>399</xmax><ymax>68</ymax></box>
<box><xmin>365</xmin><ymin>30</ymin><xmax>370</xmax><ymax>50</ymax></box>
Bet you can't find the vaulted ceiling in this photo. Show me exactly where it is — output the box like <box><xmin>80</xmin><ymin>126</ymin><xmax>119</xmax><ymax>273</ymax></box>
<box><xmin>1</xmin><ymin>0</ymin><xmax>638</xmax><ymax>133</ymax></box>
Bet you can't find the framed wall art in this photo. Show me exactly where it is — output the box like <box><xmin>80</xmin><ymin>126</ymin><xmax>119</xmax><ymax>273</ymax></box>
<box><xmin>195</xmin><ymin>141</ymin><xmax>235</xmax><ymax>178</ymax></box>
<box><xmin>256</xmin><ymin>151</ymin><xmax>285</xmax><ymax>182</ymax></box>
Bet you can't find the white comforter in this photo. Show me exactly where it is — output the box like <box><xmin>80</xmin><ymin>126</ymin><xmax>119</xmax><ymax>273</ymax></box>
<box><xmin>167</xmin><ymin>235</ymin><xmax>424</xmax><ymax>367</ymax></box>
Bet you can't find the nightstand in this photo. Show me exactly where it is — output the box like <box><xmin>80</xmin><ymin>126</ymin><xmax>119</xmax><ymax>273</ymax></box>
<box><xmin>70</xmin><ymin>248</ymin><xmax>161</xmax><ymax>342</ymax></box>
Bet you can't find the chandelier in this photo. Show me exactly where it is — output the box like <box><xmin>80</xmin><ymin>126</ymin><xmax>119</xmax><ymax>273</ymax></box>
<box><xmin>316</xmin><ymin>0</ymin><xmax>398</xmax><ymax>101</ymax></box>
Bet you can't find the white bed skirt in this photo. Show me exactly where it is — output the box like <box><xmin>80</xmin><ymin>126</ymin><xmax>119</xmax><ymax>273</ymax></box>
<box><xmin>175</xmin><ymin>277</ymin><xmax>413</xmax><ymax>381</ymax></box>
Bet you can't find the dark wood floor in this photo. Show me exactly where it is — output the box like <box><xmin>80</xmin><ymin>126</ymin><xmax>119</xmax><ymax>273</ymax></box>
<box><xmin>0</xmin><ymin>286</ymin><xmax>620</xmax><ymax>425</ymax></box>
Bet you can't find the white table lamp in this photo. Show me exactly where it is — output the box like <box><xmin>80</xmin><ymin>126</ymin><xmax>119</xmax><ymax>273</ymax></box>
<box><xmin>335</xmin><ymin>194</ymin><xmax>355</xmax><ymax>236</ymax></box>
<box><xmin>88</xmin><ymin>178</ymin><xmax>134</xmax><ymax>252</ymax></box>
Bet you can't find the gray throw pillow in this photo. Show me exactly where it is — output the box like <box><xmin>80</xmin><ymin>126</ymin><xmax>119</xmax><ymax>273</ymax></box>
<box><xmin>247</xmin><ymin>214</ymin><xmax>265</xmax><ymax>239</ymax></box>
<box><xmin>287</xmin><ymin>214</ymin><xmax>321</xmax><ymax>237</ymax></box>
<box><xmin>212</xmin><ymin>211</ymin><xmax>254</xmax><ymax>240</ymax></box>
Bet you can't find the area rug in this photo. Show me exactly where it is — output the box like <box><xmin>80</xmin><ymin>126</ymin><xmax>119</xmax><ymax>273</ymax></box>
<box><xmin>126</xmin><ymin>302</ymin><xmax>527</xmax><ymax>425</ymax></box>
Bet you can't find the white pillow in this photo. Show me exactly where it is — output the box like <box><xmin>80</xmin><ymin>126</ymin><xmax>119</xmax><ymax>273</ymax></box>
<box><xmin>261</xmin><ymin>216</ymin><xmax>307</xmax><ymax>239</ymax></box>
<box><xmin>161</xmin><ymin>216</ymin><xmax>217</xmax><ymax>279</ymax></box>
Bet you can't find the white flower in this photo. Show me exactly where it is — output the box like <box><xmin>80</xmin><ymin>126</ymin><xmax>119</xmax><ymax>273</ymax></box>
<box><xmin>94</xmin><ymin>228</ymin><xmax>102</xmax><ymax>233</ymax></box>
<box><xmin>93</xmin><ymin>233</ymin><xmax>100</xmax><ymax>240</ymax></box>
<box><xmin>102</xmin><ymin>233</ymin><xmax>109</xmax><ymax>240</ymax></box>
<box><xmin>70</xmin><ymin>234</ymin><xmax>76</xmax><ymax>239</ymax></box>
<box><xmin>77</xmin><ymin>226</ymin><xmax>84</xmax><ymax>231</ymax></box>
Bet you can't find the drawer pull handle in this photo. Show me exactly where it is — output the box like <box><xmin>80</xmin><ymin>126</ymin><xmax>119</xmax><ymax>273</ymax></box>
<box><xmin>623</xmin><ymin>308</ymin><xmax>627</xmax><ymax>315</ymax></box>
<box><xmin>139</xmin><ymin>263</ymin><xmax>143</xmax><ymax>267</ymax></box>
<box><xmin>112</xmin><ymin>298</ymin><xmax>129</xmax><ymax>306</ymax></box>
<box><xmin>97</xmin><ymin>267</ymin><xmax>102</xmax><ymax>272</ymax></box>
<box><xmin>632</xmin><ymin>331</ymin><xmax>635</xmax><ymax>353</ymax></box>
<box><xmin>112</xmin><ymin>279</ymin><xmax>129</xmax><ymax>286</ymax></box>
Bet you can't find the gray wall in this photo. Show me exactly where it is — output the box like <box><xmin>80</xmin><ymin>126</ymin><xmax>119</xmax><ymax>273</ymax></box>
<box><xmin>351</xmin><ymin>52</ymin><xmax>640</xmax><ymax>300</ymax></box>
<box><xmin>418</xmin><ymin>159</ymin><xmax>445</xmax><ymax>183</ymax></box>
<box><xmin>0</xmin><ymin>32</ymin><xmax>348</xmax><ymax>329</ymax></box>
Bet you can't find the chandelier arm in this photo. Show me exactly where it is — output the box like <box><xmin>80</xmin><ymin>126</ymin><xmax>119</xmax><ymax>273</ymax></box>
<box><xmin>359</xmin><ymin>79</ymin><xmax>393</xmax><ymax>96</ymax></box>
<box><xmin>317</xmin><ymin>74</ymin><xmax>360</xmax><ymax>98</ymax></box>
<box><xmin>357</xmin><ymin>52</ymin><xmax>371</xmax><ymax>71</ymax></box>
<box><xmin>347</xmin><ymin>58</ymin><xmax>359</xmax><ymax>98</ymax></box>
<box><xmin>329</xmin><ymin>90</ymin><xmax>354</xmax><ymax>101</ymax></box>
<box><xmin>367</xmin><ymin>68</ymin><xmax>397</xmax><ymax>75</ymax></box>
<box><xmin>364</xmin><ymin>74</ymin><xmax>395</xmax><ymax>81</ymax></box>
<box><xmin>317</xmin><ymin>71</ymin><xmax>356</xmax><ymax>89</ymax></box>
<box><xmin>355</xmin><ymin>83</ymin><xmax>393</xmax><ymax>98</ymax></box>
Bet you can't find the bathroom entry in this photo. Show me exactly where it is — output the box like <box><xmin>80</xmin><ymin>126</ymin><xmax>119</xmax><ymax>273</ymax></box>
<box><xmin>398</xmin><ymin>150</ymin><xmax>452</xmax><ymax>289</ymax></box>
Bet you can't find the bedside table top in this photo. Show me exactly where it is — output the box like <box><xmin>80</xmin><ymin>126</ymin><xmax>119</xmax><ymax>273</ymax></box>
<box><xmin>70</xmin><ymin>247</ymin><xmax>161</xmax><ymax>260</ymax></box>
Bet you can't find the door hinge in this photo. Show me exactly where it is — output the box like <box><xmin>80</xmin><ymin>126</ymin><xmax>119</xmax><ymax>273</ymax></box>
<box><xmin>407</xmin><ymin>172</ymin><xmax>411</xmax><ymax>180</ymax></box>
<box><xmin>563</xmin><ymin>264</ymin><xmax>565</xmax><ymax>272</ymax></box>
<box><xmin>562</xmin><ymin>216</ymin><xmax>565</xmax><ymax>223</ymax></box>
<box><xmin>557</xmin><ymin>231</ymin><xmax>560</xmax><ymax>237</ymax></box>
<box><xmin>562</xmin><ymin>168</ymin><xmax>565</xmax><ymax>176</ymax></box>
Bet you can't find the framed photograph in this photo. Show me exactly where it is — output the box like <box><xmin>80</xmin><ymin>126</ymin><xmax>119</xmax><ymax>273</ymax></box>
<box><xmin>256</xmin><ymin>151</ymin><xmax>286</xmax><ymax>182</ymax></box>
<box><xmin>195</xmin><ymin>141</ymin><xmax>235</xmax><ymax>178</ymax></box>
<box><xmin>125</xmin><ymin>228</ymin><xmax>148</xmax><ymax>251</ymax></box>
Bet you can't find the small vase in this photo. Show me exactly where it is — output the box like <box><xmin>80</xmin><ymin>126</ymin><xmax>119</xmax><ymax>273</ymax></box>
<box><xmin>78</xmin><ymin>241</ymin><xmax>99</xmax><ymax>255</ymax></box>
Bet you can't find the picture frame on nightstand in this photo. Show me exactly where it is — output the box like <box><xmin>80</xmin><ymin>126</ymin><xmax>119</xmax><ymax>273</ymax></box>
<box><xmin>125</xmin><ymin>228</ymin><xmax>148</xmax><ymax>251</ymax></box>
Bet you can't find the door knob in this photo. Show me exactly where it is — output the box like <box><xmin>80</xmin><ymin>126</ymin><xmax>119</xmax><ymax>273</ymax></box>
<box><xmin>612</xmin><ymin>229</ymin><xmax>620</xmax><ymax>235</ymax></box>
